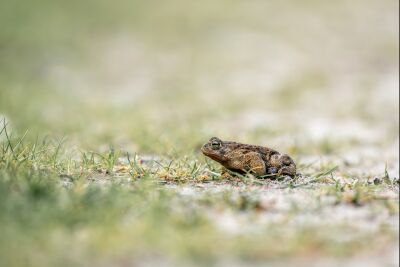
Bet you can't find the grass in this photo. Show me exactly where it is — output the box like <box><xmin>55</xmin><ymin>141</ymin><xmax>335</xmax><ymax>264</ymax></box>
<box><xmin>0</xmin><ymin>121</ymin><xmax>398</xmax><ymax>267</ymax></box>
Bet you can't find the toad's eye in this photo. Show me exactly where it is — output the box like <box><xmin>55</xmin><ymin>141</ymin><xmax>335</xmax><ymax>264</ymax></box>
<box><xmin>211</xmin><ymin>142</ymin><xmax>221</xmax><ymax>150</ymax></box>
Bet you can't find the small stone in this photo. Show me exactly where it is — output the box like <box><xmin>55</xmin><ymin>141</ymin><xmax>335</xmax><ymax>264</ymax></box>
<box><xmin>373</xmin><ymin>177</ymin><xmax>382</xmax><ymax>185</ymax></box>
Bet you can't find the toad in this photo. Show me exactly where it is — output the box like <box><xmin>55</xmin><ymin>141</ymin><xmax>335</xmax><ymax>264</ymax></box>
<box><xmin>201</xmin><ymin>137</ymin><xmax>296</xmax><ymax>178</ymax></box>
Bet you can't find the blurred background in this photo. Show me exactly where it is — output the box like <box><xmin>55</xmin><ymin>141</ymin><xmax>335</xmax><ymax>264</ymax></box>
<box><xmin>1</xmin><ymin>0</ymin><xmax>398</xmax><ymax>160</ymax></box>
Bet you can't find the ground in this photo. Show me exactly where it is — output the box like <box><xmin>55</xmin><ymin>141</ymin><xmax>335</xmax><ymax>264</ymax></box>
<box><xmin>0</xmin><ymin>1</ymin><xmax>399</xmax><ymax>267</ymax></box>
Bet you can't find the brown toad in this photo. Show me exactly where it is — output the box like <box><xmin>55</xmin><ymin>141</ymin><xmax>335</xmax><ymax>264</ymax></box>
<box><xmin>201</xmin><ymin>137</ymin><xmax>296</xmax><ymax>178</ymax></box>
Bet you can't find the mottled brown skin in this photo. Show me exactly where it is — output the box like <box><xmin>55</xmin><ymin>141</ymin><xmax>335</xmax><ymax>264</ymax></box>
<box><xmin>201</xmin><ymin>137</ymin><xmax>296</xmax><ymax>178</ymax></box>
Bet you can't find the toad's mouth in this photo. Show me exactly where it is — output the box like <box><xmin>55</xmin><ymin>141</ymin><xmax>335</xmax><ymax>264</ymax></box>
<box><xmin>202</xmin><ymin>151</ymin><xmax>226</xmax><ymax>162</ymax></box>
<box><xmin>203</xmin><ymin>153</ymin><xmax>218</xmax><ymax>160</ymax></box>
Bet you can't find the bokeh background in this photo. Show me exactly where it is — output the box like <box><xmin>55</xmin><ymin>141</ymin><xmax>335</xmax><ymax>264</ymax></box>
<box><xmin>0</xmin><ymin>1</ymin><xmax>398</xmax><ymax>266</ymax></box>
<box><xmin>1</xmin><ymin>0</ymin><xmax>398</xmax><ymax>156</ymax></box>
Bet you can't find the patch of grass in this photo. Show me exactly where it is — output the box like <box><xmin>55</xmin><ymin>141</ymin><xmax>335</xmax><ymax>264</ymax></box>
<box><xmin>1</xmin><ymin>127</ymin><xmax>398</xmax><ymax>255</ymax></box>
<box><xmin>0</xmin><ymin>124</ymin><xmax>398</xmax><ymax>267</ymax></box>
